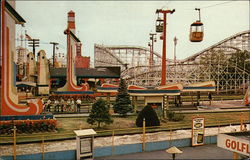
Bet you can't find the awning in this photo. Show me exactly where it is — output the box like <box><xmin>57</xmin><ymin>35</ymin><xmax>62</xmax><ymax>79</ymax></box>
<box><xmin>16</xmin><ymin>82</ymin><xmax>36</xmax><ymax>87</ymax></box>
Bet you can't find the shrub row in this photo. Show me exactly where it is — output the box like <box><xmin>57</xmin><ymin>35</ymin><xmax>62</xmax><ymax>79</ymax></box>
<box><xmin>0</xmin><ymin>119</ymin><xmax>57</xmax><ymax>135</ymax></box>
<box><xmin>167</xmin><ymin>110</ymin><xmax>185</xmax><ymax>122</ymax></box>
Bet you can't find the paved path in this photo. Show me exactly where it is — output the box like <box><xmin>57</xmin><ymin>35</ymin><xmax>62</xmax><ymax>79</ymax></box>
<box><xmin>96</xmin><ymin>144</ymin><xmax>234</xmax><ymax>159</ymax></box>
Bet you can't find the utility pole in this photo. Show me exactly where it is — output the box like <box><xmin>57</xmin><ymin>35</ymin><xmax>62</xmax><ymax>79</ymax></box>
<box><xmin>28</xmin><ymin>38</ymin><xmax>40</xmax><ymax>58</ymax></box>
<box><xmin>174</xmin><ymin>36</ymin><xmax>178</xmax><ymax>82</ymax></box>
<box><xmin>156</xmin><ymin>9</ymin><xmax>175</xmax><ymax>86</ymax></box>
<box><xmin>50</xmin><ymin>42</ymin><xmax>59</xmax><ymax>67</ymax></box>
<box><xmin>148</xmin><ymin>33</ymin><xmax>157</xmax><ymax>70</ymax></box>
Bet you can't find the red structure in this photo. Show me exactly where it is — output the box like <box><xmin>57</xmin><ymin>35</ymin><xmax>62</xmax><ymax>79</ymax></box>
<box><xmin>67</xmin><ymin>10</ymin><xmax>75</xmax><ymax>33</ymax></box>
<box><xmin>76</xmin><ymin>43</ymin><xmax>90</xmax><ymax>68</ymax></box>
<box><xmin>156</xmin><ymin>9</ymin><xmax>175</xmax><ymax>86</ymax></box>
<box><xmin>57</xmin><ymin>10</ymin><xmax>89</xmax><ymax>92</ymax></box>
<box><xmin>1</xmin><ymin>0</ymin><xmax>43</xmax><ymax>115</ymax></box>
<box><xmin>76</xmin><ymin>56</ymin><xmax>90</xmax><ymax>68</ymax></box>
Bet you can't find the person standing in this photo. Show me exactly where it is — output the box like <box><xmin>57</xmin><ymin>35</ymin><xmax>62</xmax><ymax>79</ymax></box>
<box><xmin>60</xmin><ymin>97</ymin><xmax>65</xmax><ymax>112</ymax></box>
<box><xmin>208</xmin><ymin>92</ymin><xmax>212</xmax><ymax>105</ymax></box>
<box><xmin>54</xmin><ymin>99</ymin><xmax>59</xmax><ymax>112</ymax></box>
<box><xmin>67</xmin><ymin>98</ymin><xmax>71</xmax><ymax>112</ymax></box>
<box><xmin>76</xmin><ymin>98</ymin><xmax>82</xmax><ymax>113</ymax></box>
<box><xmin>71</xmin><ymin>98</ymin><xmax>75</xmax><ymax>112</ymax></box>
<box><xmin>46</xmin><ymin>98</ymin><xmax>51</xmax><ymax>112</ymax></box>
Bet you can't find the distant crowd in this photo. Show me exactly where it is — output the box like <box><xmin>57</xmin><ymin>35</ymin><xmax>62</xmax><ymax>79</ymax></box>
<box><xmin>42</xmin><ymin>95</ymin><xmax>95</xmax><ymax>113</ymax></box>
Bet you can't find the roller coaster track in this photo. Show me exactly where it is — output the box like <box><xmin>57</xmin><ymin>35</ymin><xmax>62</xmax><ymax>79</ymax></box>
<box><xmin>94</xmin><ymin>30</ymin><xmax>250</xmax><ymax>93</ymax></box>
<box><xmin>182</xmin><ymin>30</ymin><xmax>250</xmax><ymax>63</ymax></box>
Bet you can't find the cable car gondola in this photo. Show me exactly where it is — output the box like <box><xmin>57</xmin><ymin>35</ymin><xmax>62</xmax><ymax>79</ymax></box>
<box><xmin>190</xmin><ymin>8</ymin><xmax>204</xmax><ymax>42</ymax></box>
<box><xmin>156</xmin><ymin>15</ymin><xmax>164</xmax><ymax>33</ymax></box>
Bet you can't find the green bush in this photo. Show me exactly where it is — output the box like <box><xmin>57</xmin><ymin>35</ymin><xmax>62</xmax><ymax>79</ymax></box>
<box><xmin>136</xmin><ymin>105</ymin><xmax>160</xmax><ymax>127</ymax></box>
<box><xmin>87</xmin><ymin>99</ymin><xmax>113</xmax><ymax>128</ymax></box>
<box><xmin>113</xmin><ymin>79</ymin><xmax>133</xmax><ymax>116</ymax></box>
<box><xmin>167</xmin><ymin>110</ymin><xmax>185</xmax><ymax>122</ymax></box>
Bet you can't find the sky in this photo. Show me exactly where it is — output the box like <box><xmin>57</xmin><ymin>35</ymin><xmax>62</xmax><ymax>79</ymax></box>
<box><xmin>15</xmin><ymin>1</ymin><xmax>249</xmax><ymax>66</ymax></box>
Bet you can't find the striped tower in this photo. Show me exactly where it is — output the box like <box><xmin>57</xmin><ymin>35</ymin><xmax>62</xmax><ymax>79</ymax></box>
<box><xmin>67</xmin><ymin>10</ymin><xmax>75</xmax><ymax>34</ymax></box>
<box><xmin>57</xmin><ymin>11</ymin><xmax>89</xmax><ymax>92</ymax></box>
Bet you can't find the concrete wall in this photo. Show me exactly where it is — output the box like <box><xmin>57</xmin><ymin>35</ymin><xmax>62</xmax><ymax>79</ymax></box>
<box><xmin>1</xmin><ymin>150</ymin><xmax>76</xmax><ymax>160</ymax></box>
<box><xmin>1</xmin><ymin>136</ymin><xmax>217</xmax><ymax>160</ymax></box>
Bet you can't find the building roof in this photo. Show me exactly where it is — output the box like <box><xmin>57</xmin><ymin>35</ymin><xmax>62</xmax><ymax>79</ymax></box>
<box><xmin>70</xmin><ymin>31</ymin><xmax>80</xmax><ymax>42</ymax></box>
<box><xmin>5</xmin><ymin>1</ymin><xmax>26</xmax><ymax>25</ymax></box>
<box><xmin>74</xmin><ymin>129</ymin><xmax>96</xmax><ymax>137</ymax></box>
<box><xmin>50</xmin><ymin>67</ymin><xmax>120</xmax><ymax>78</ymax></box>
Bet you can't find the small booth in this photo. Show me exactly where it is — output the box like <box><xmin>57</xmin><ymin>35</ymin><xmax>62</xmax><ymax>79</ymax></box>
<box><xmin>74</xmin><ymin>129</ymin><xmax>96</xmax><ymax>160</ymax></box>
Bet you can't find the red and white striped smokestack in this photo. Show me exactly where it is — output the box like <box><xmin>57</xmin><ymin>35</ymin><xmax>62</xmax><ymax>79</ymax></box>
<box><xmin>67</xmin><ymin>10</ymin><xmax>75</xmax><ymax>34</ymax></box>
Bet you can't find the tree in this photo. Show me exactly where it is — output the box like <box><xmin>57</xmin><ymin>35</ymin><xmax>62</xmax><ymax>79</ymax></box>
<box><xmin>113</xmin><ymin>79</ymin><xmax>133</xmax><ymax>116</ymax></box>
<box><xmin>136</xmin><ymin>105</ymin><xmax>160</xmax><ymax>127</ymax></box>
<box><xmin>87</xmin><ymin>99</ymin><xmax>113</xmax><ymax>128</ymax></box>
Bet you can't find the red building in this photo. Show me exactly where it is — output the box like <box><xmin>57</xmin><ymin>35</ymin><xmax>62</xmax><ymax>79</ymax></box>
<box><xmin>75</xmin><ymin>41</ymin><xmax>90</xmax><ymax>68</ymax></box>
<box><xmin>76</xmin><ymin>55</ymin><xmax>90</xmax><ymax>68</ymax></box>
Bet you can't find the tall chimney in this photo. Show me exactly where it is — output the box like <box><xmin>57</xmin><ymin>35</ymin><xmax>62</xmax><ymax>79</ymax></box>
<box><xmin>67</xmin><ymin>10</ymin><xmax>75</xmax><ymax>34</ymax></box>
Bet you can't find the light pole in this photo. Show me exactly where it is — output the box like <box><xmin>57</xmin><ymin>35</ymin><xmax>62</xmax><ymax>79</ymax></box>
<box><xmin>156</xmin><ymin>9</ymin><xmax>175</xmax><ymax>86</ymax></box>
<box><xmin>173</xmin><ymin>36</ymin><xmax>178</xmax><ymax>82</ymax></box>
<box><xmin>166</xmin><ymin>146</ymin><xmax>183</xmax><ymax>160</ymax></box>
<box><xmin>50</xmin><ymin>42</ymin><xmax>59</xmax><ymax>67</ymax></box>
<box><xmin>148</xmin><ymin>33</ymin><xmax>157</xmax><ymax>70</ymax></box>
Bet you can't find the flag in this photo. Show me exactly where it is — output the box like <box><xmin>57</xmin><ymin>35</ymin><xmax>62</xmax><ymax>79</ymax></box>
<box><xmin>25</xmin><ymin>34</ymin><xmax>32</xmax><ymax>40</ymax></box>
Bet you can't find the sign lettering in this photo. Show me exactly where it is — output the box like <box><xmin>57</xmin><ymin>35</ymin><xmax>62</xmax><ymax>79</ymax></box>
<box><xmin>218</xmin><ymin>134</ymin><xmax>250</xmax><ymax>156</ymax></box>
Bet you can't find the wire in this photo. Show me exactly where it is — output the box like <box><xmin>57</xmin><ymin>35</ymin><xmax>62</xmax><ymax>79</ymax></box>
<box><xmin>200</xmin><ymin>0</ymin><xmax>237</xmax><ymax>9</ymax></box>
<box><xmin>161</xmin><ymin>1</ymin><xmax>172</xmax><ymax>10</ymax></box>
<box><xmin>170</xmin><ymin>0</ymin><xmax>238</xmax><ymax>11</ymax></box>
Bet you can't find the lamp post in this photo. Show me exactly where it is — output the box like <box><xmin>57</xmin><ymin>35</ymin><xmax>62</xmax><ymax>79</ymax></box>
<box><xmin>173</xmin><ymin>36</ymin><xmax>178</xmax><ymax>82</ymax></box>
<box><xmin>166</xmin><ymin>146</ymin><xmax>183</xmax><ymax>160</ymax></box>
<box><xmin>50</xmin><ymin>42</ymin><xmax>59</xmax><ymax>67</ymax></box>
<box><xmin>148</xmin><ymin>33</ymin><xmax>157</xmax><ymax>70</ymax></box>
<box><xmin>156</xmin><ymin>9</ymin><xmax>175</xmax><ymax>86</ymax></box>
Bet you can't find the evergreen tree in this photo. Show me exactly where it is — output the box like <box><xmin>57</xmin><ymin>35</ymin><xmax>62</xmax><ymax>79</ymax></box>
<box><xmin>113</xmin><ymin>79</ymin><xmax>133</xmax><ymax>116</ymax></box>
<box><xmin>136</xmin><ymin>105</ymin><xmax>160</xmax><ymax>127</ymax></box>
<box><xmin>87</xmin><ymin>99</ymin><xmax>113</xmax><ymax>128</ymax></box>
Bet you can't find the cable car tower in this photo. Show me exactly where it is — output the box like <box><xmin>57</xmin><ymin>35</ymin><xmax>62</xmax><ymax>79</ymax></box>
<box><xmin>155</xmin><ymin>9</ymin><xmax>175</xmax><ymax>86</ymax></box>
<box><xmin>190</xmin><ymin>8</ymin><xmax>204</xmax><ymax>42</ymax></box>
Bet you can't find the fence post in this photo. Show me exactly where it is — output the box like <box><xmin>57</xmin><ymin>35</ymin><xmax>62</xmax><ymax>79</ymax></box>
<box><xmin>218</xmin><ymin>121</ymin><xmax>220</xmax><ymax>134</ymax></box>
<box><xmin>41</xmin><ymin>136</ymin><xmax>45</xmax><ymax>160</ymax></box>
<box><xmin>169</xmin><ymin>128</ymin><xmax>172</xmax><ymax>147</ymax></box>
<box><xmin>233</xmin><ymin>152</ymin><xmax>239</xmax><ymax>160</ymax></box>
<box><xmin>142</xmin><ymin>118</ymin><xmax>146</xmax><ymax>151</ymax></box>
<box><xmin>112</xmin><ymin>130</ymin><xmax>115</xmax><ymax>155</ymax></box>
<box><xmin>240</xmin><ymin>113</ymin><xmax>243</xmax><ymax>131</ymax></box>
<box><xmin>13</xmin><ymin>125</ymin><xmax>17</xmax><ymax>160</ymax></box>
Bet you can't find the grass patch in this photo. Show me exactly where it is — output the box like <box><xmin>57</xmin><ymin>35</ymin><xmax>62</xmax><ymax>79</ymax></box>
<box><xmin>0</xmin><ymin>111</ymin><xmax>249</xmax><ymax>143</ymax></box>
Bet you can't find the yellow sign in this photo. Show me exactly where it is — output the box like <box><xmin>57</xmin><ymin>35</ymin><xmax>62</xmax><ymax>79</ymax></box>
<box><xmin>192</xmin><ymin>117</ymin><xmax>205</xmax><ymax>146</ymax></box>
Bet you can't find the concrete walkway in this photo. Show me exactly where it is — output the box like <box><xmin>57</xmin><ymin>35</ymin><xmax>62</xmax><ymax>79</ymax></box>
<box><xmin>96</xmin><ymin>144</ymin><xmax>234</xmax><ymax>159</ymax></box>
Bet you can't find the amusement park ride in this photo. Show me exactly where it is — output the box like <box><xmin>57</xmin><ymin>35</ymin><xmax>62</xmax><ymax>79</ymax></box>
<box><xmin>1</xmin><ymin>0</ymin><xmax>249</xmax><ymax>117</ymax></box>
<box><xmin>189</xmin><ymin>8</ymin><xmax>204</xmax><ymax>42</ymax></box>
<box><xmin>1</xmin><ymin>1</ymin><xmax>43</xmax><ymax>115</ymax></box>
<box><xmin>56</xmin><ymin>11</ymin><xmax>91</xmax><ymax>94</ymax></box>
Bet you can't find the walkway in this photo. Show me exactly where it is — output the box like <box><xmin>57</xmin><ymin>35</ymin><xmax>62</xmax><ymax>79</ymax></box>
<box><xmin>96</xmin><ymin>144</ymin><xmax>233</xmax><ymax>159</ymax></box>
